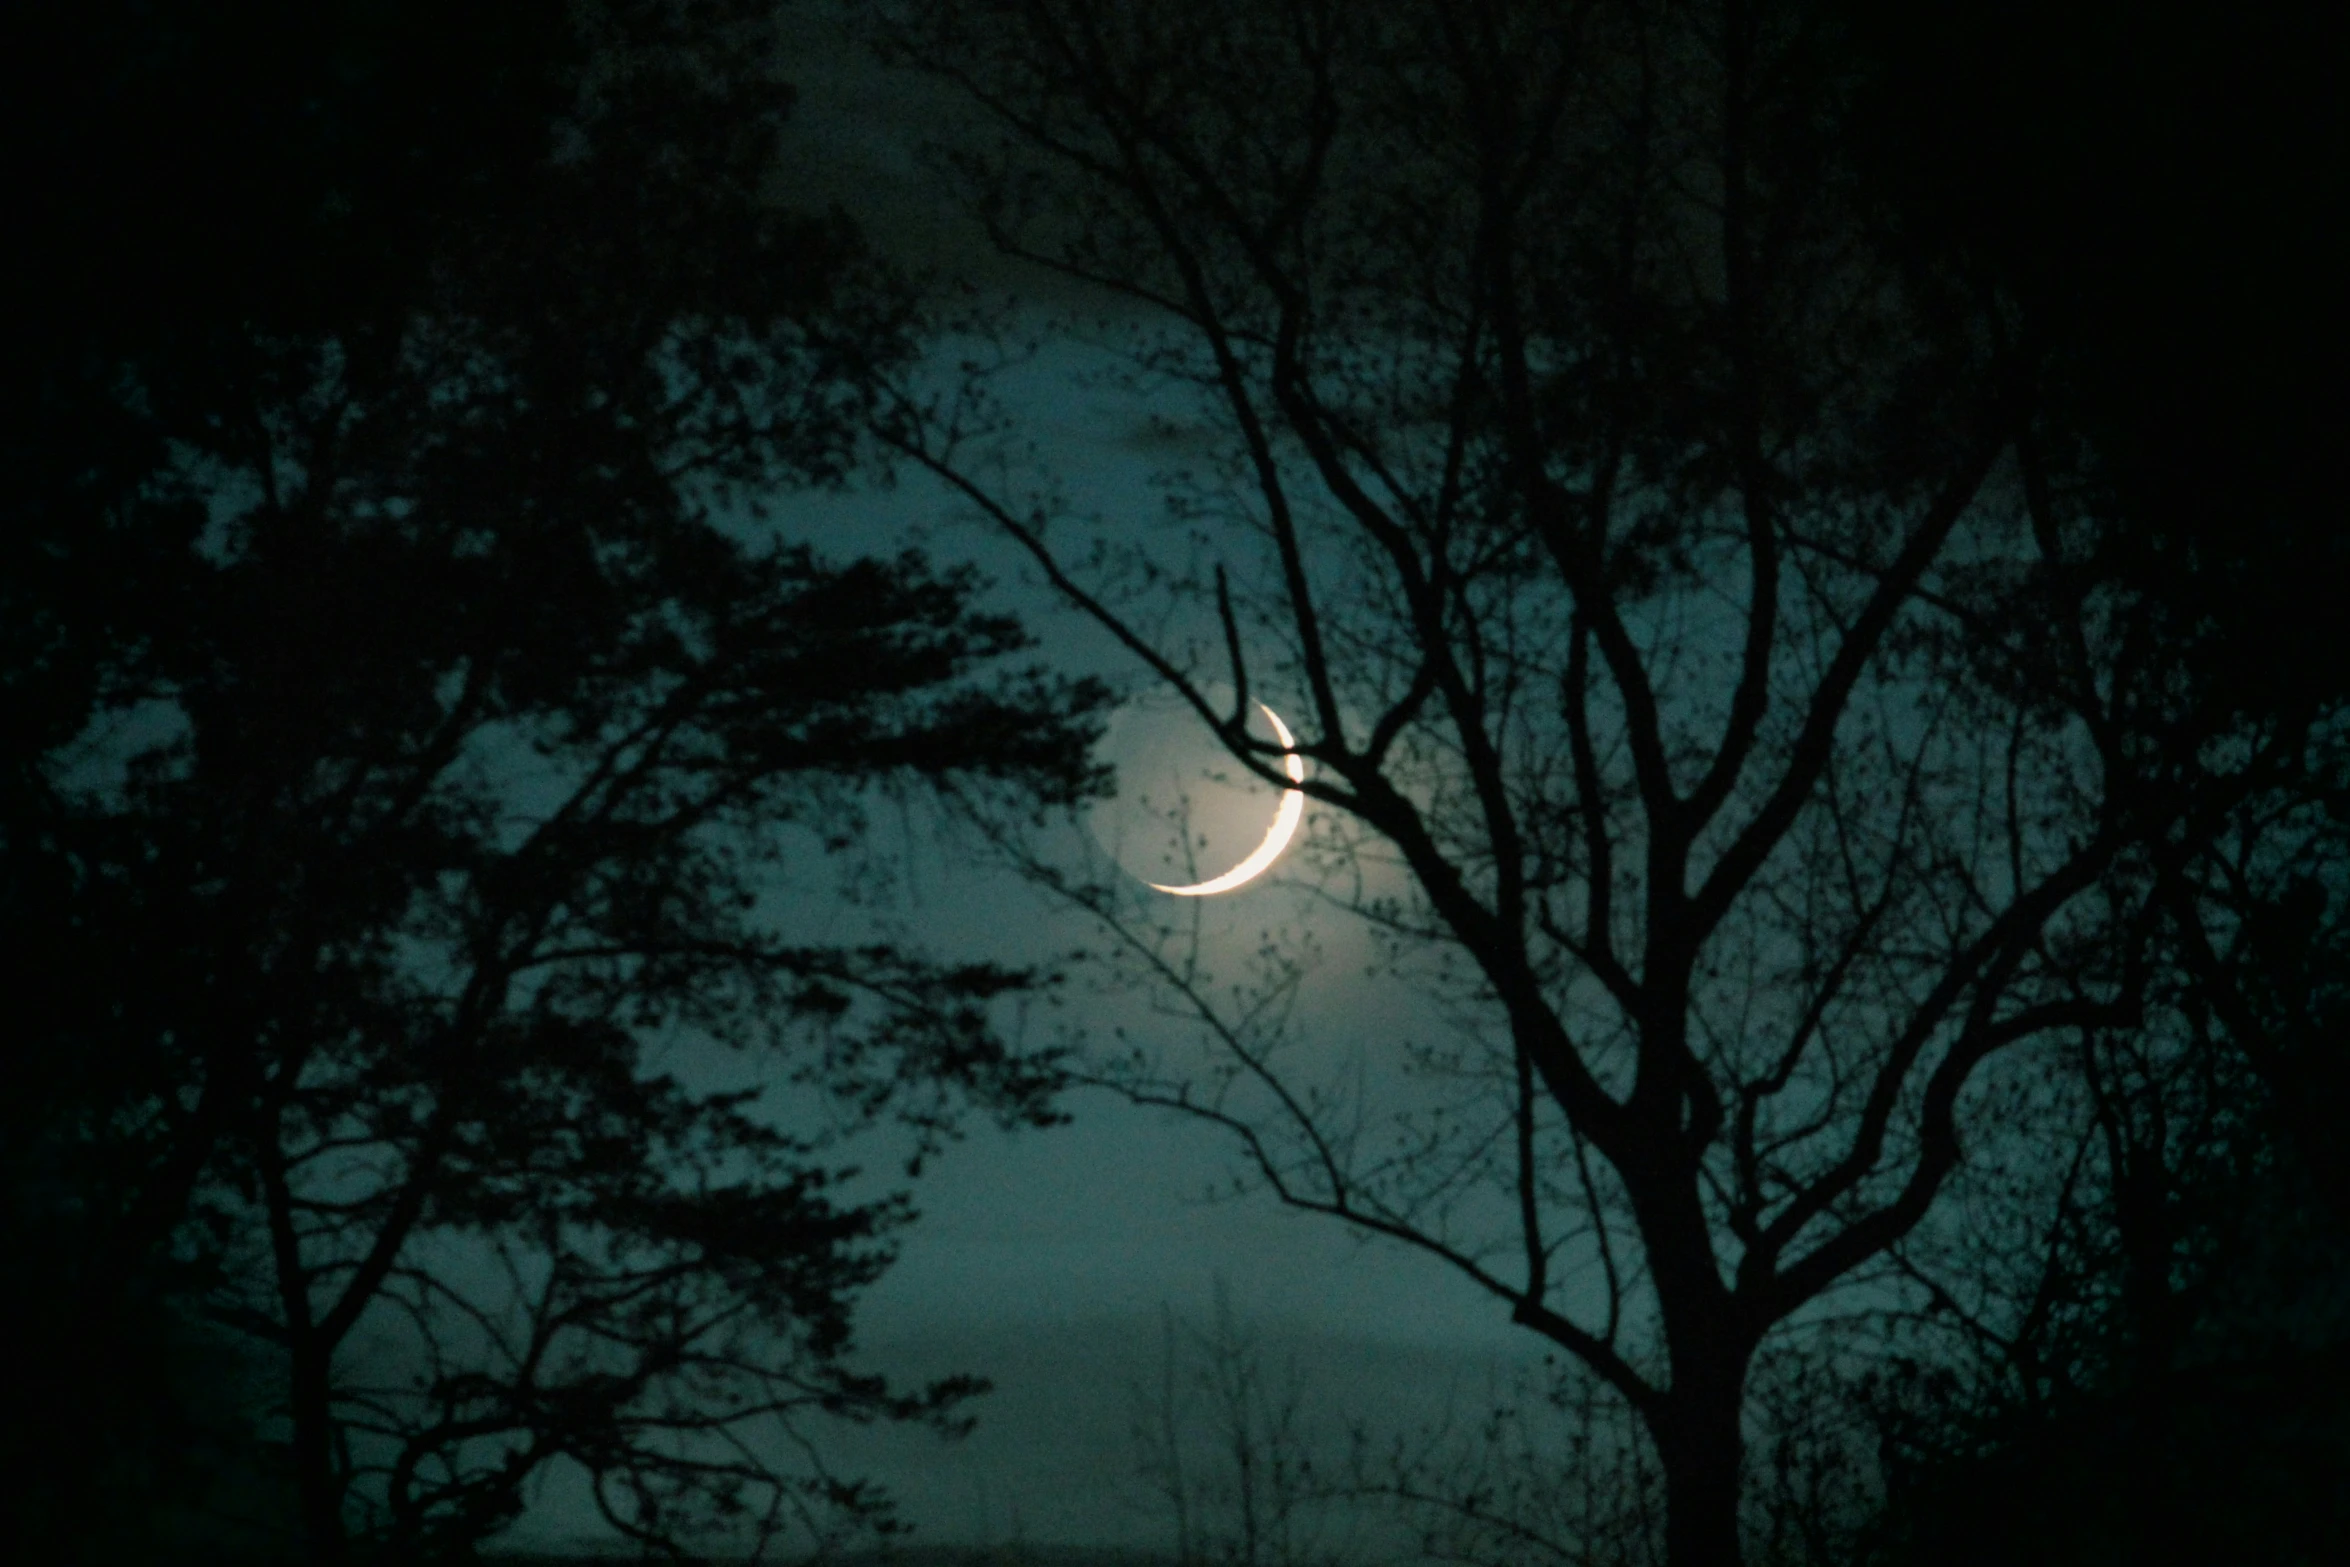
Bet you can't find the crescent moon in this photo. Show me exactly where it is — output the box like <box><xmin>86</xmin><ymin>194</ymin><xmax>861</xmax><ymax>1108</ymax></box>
<box><xmin>1149</xmin><ymin>704</ymin><xmax>1306</xmax><ymax>897</ymax></box>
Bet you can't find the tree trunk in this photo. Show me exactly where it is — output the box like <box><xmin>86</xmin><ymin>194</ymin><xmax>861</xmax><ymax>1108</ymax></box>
<box><xmin>288</xmin><ymin>1337</ymin><xmax>347</xmax><ymax>1563</ymax></box>
<box><xmin>1654</xmin><ymin>1382</ymin><xmax>1747</xmax><ymax>1567</ymax></box>
<box><xmin>1622</xmin><ymin>1113</ymin><xmax>1757</xmax><ymax>1567</ymax></box>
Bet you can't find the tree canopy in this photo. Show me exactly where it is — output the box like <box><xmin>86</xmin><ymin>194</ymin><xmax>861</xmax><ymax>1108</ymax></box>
<box><xmin>862</xmin><ymin>0</ymin><xmax>2347</xmax><ymax>1561</ymax></box>
<box><xmin>2</xmin><ymin>1</ymin><xmax>1106</xmax><ymax>1558</ymax></box>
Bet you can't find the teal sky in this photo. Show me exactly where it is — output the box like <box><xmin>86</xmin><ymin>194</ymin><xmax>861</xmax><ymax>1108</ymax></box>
<box><xmin>491</xmin><ymin>16</ymin><xmax>1581</xmax><ymax>1550</ymax></box>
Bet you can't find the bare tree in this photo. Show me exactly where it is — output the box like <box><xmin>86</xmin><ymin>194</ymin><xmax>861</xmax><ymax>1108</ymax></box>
<box><xmin>1132</xmin><ymin>1306</ymin><xmax>1200</xmax><ymax>1566</ymax></box>
<box><xmin>855</xmin><ymin>1</ymin><xmax>2333</xmax><ymax>1561</ymax></box>
<box><xmin>1851</xmin><ymin>899</ymin><xmax>2350</xmax><ymax>1564</ymax></box>
<box><xmin>1128</xmin><ymin>1284</ymin><xmax>1349</xmax><ymax>1567</ymax></box>
<box><xmin>1351</xmin><ymin>1354</ymin><xmax>1663</xmax><ymax>1567</ymax></box>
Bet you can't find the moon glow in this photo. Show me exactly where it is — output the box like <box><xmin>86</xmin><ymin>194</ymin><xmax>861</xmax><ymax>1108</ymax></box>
<box><xmin>1148</xmin><ymin>704</ymin><xmax>1306</xmax><ymax>897</ymax></box>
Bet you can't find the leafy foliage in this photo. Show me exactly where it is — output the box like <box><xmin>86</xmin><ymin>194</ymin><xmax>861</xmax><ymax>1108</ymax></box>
<box><xmin>2</xmin><ymin>1</ymin><xmax>1106</xmax><ymax>1558</ymax></box>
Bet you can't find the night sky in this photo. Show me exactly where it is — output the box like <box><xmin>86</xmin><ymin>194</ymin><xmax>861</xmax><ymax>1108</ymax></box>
<box><xmin>11</xmin><ymin>3</ymin><xmax>2344</xmax><ymax>1563</ymax></box>
<box><xmin>478</xmin><ymin>19</ymin><xmax>1563</xmax><ymax>1550</ymax></box>
<box><xmin>663</xmin><ymin>11</ymin><xmax>2349</xmax><ymax>1555</ymax></box>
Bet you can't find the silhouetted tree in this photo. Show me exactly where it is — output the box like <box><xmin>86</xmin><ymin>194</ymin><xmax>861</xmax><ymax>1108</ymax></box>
<box><xmin>1840</xmin><ymin>777</ymin><xmax>2349</xmax><ymax>1565</ymax></box>
<box><xmin>857</xmin><ymin>1</ymin><xmax>2341</xmax><ymax>1561</ymax></box>
<box><xmin>1855</xmin><ymin>1013</ymin><xmax>2350</xmax><ymax>1567</ymax></box>
<box><xmin>1835</xmin><ymin>0</ymin><xmax>2346</xmax><ymax>728</ymax></box>
<box><xmin>2</xmin><ymin>1</ymin><xmax>1106</xmax><ymax>1558</ymax></box>
<box><xmin>1355</xmin><ymin>1352</ymin><xmax>1669</xmax><ymax>1567</ymax></box>
<box><xmin>1128</xmin><ymin>1285</ymin><xmax>1349</xmax><ymax>1567</ymax></box>
<box><xmin>1818</xmin><ymin>11</ymin><xmax>2350</xmax><ymax>1558</ymax></box>
<box><xmin>1841</xmin><ymin>0</ymin><xmax>2350</xmax><ymax>1228</ymax></box>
